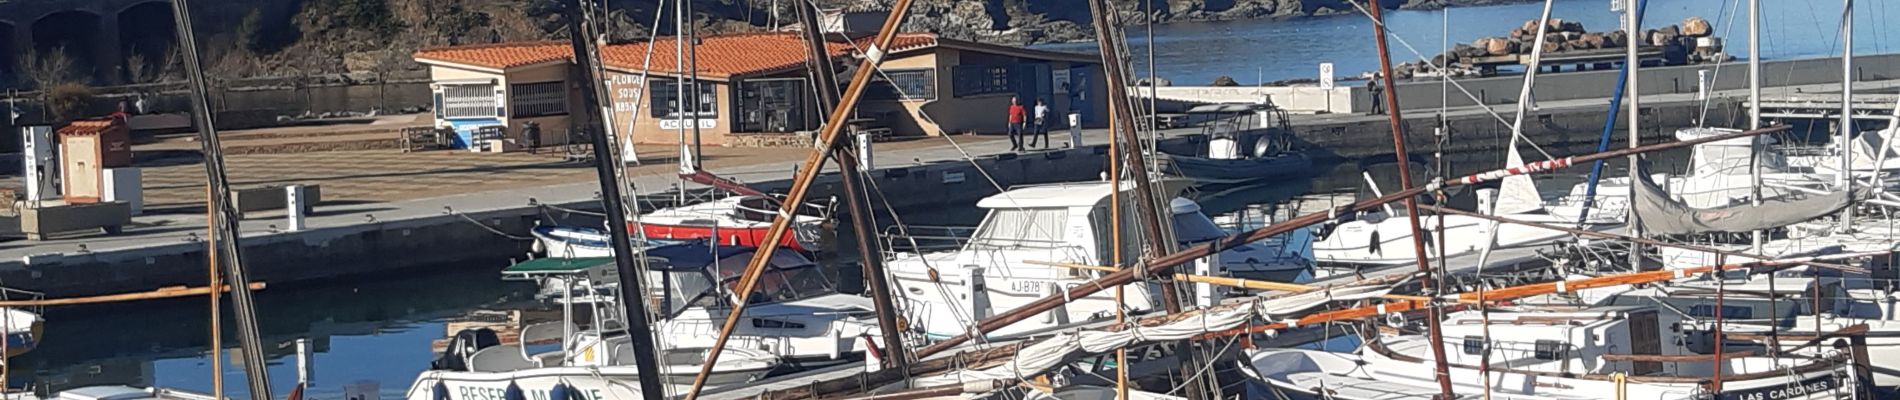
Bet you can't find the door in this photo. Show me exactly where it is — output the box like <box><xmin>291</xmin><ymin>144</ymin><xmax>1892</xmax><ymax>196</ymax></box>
<box><xmin>62</xmin><ymin>136</ymin><xmax>100</xmax><ymax>202</ymax></box>
<box><xmin>1628</xmin><ymin>310</ymin><xmax>1663</xmax><ymax>375</ymax></box>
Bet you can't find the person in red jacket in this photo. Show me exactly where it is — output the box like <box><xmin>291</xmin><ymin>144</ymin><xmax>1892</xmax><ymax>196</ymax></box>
<box><xmin>1007</xmin><ymin>96</ymin><xmax>1027</xmax><ymax>151</ymax></box>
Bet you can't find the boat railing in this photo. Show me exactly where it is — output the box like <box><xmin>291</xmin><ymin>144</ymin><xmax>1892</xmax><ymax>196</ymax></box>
<box><xmin>881</xmin><ymin>225</ymin><xmax>977</xmax><ymax>253</ymax></box>
<box><xmin>0</xmin><ymin>287</ymin><xmax>44</xmax><ymax>316</ymax></box>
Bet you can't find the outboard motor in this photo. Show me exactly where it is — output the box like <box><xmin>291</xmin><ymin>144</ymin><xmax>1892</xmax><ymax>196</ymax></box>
<box><xmin>431</xmin><ymin>328</ymin><xmax>500</xmax><ymax>371</ymax></box>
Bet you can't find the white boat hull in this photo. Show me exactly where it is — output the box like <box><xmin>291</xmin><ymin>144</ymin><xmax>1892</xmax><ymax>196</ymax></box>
<box><xmin>1312</xmin><ymin>213</ymin><xmax>1574</xmax><ymax>266</ymax></box>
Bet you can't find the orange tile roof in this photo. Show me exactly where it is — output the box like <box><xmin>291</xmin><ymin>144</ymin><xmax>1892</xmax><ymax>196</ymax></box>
<box><xmin>414</xmin><ymin>41</ymin><xmax>574</xmax><ymax>70</ymax></box>
<box><xmin>416</xmin><ymin>32</ymin><xmax>942</xmax><ymax>79</ymax></box>
<box><xmin>58</xmin><ymin>116</ymin><xmax>125</xmax><ymax>136</ymax></box>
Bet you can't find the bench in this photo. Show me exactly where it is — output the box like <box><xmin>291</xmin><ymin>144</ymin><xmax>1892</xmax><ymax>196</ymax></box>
<box><xmin>402</xmin><ymin>127</ymin><xmax>452</xmax><ymax>152</ymax></box>
<box><xmin>230</xmin><ymin>184</ymin><xmax>322</xmax><ymax>217</ymax></box>
<box><xmin>21</xmin><ymin>201</ymin><xmax>131</xmax><ymax>240</ymax></box>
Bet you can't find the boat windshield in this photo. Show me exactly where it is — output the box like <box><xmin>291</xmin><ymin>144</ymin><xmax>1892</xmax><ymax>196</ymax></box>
<box><xmin>968</xmin><ymin>208</ymin><xmax>1068</xmax><ymax>249</ymax></box>
<box><xmin>1172</xmin><ymin>211</ymin><xmax>1228</xmax><ymax>243</ymax></box>
<box><xmin>663</xmin><ymin>259</ymin><xmax>837</xmax><ymax>315</ymax></box>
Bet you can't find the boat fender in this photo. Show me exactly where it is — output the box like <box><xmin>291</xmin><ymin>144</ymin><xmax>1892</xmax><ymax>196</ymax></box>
<box><xmin>549</xmin><ymin>383</ymin><xmax>573</xmax><ymax>400</ymax></box>
<box><xmin>504</xmin><ymin>382</ymin><xmax>525</xmax><ymax>400</ymax></box>
<box><xmin>432</xmin><ymin>382</ymin><xmax>449</xmax><ymax>400</ymax></box>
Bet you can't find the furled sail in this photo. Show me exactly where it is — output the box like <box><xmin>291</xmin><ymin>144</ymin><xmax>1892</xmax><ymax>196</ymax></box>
<box><xmin>1632</xmin><ymin>163</ymin><xmax>1854</xmax><ymax>235</ymax></box>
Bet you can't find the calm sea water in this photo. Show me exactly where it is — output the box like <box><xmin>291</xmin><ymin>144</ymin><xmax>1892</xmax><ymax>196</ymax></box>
<box><xmin>1041</xmin><ymin>0</ymin><xmax>1900</xmax><ymax>85</ymax></box>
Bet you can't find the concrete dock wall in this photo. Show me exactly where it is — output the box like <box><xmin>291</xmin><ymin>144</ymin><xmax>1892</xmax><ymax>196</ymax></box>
<box><xmin>0</xmin><ymin>145</ymin><xmax>1132</xmax><ymax>298</ymax></box>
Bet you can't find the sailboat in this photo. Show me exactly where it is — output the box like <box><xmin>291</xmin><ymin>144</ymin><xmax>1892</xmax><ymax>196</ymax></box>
<box><xmin>1313</xmin><ymin>7</ymin><xmax>1620</xmax><ymax>266</ymax></box>
<box><xmin>884</xmin><ymin>180</ymin><xmax>1312</xmax><ymax>338</ymax></box>
<box><xmin>1247</xmin><ymin>306</ymin><xmax>1862</xmax><ymax>400</ymax></box>
<box><xmin>1600</xmin><ymin>268</ymin><xmax>1900</xmax><ymax>388</ymax></box>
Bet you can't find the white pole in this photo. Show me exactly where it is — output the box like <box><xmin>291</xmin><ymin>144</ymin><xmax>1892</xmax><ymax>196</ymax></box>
<box><xmin>1749</xmin><ymin>0</ymin><xmax>1762</xmax><ymax>253</ymax></box>
<box><xmin>1840</xmin><ymin>0</ymin><xmax>1855</xmax><ymax>231</ymax></box>
<box><xmin>295</xmin><ymin>338</ymin><xmax>311</xmax><ymax>386</ymax></box>
<box><xmin>1626</xmin><ymin>0</ymin><xmax>1644</xmax><ymax>268</ymax></box>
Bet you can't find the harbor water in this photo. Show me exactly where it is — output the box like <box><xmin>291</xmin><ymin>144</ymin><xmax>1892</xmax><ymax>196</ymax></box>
<box><xmin>1041</xmin><ymin>0</ymin><xmax>1900</xmax><ymax>85</ymax></box>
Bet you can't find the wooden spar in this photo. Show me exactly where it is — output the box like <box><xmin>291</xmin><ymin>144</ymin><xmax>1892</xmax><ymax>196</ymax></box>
<box><xmin>168</xmin><ymin>0</ymin><xmax>273</xmax><ymax>395</ymax></box>
<box><xmin>1084</xmin><ymin>0</ymin><xmax>1208</xmax><ymax>396</ymax></box>
<box><xmin>913</xmin><ymin>124</ymin><xmax>1792</xmax><ymax>358</ymax></box>
<box><xmin>0</xmin><ymin>283</ymin><xmax>267</xmax><ymax>307</ymax></box>
<box><xmin>1454</xmin><ymin>250</ymin><xmax>1886</xmax><ymax>303</ymax></box>
<box><xmin>566</xmin><ymin>1</ymin><xmax>667</xmax><ymax>397</ymax></box>
<box><xmin>1363</xmin><ymin>0</ymin><xmax>1453</xmax><ymax>396</ymax></box>
<box><xmin>1206</xmin><ymin>252</ymin><xmax>1879</xmax><ymax>341</ymax></box>
<box><xmin>679</xmin><ymin>2</ymin><xmax>918</xmax><ymax>398</ymax></box>
<box><xmin>1107</xmin><ymin>25</ymin><xmax>1129</xmax><ymax>400</ymax></box>
<box><xmin>1421</xmin><ymin>206</ymin><xmax>1869</xmax><ymax>274</ymax></box>
<box><xmin>761</xmin><ymin>246</ymin><xmax>1865</xmax><ymax>400</ymax></box>
<box><xmin>794</xmin><ymin>0</ymin><xmax>907</xmax><ymax>369</ymax></box>
<box><xmin>207</xmin><ymin>187</ymin><xmax>224</xmax><ymax>400</ymax></box>
<box><xmin>1024</xmin><ymin>260</ymin><xmax>1433</xmax><ymax>301</ymax></box>
<box><xmin>1713</xmin><ymin>255</ymin><xmax>1727</xmax><ymax>392</ymax></box>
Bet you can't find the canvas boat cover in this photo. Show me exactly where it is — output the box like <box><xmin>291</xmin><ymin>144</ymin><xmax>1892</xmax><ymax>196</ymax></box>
<box><xmin>1632</xmin><ymin>163</ymin><xmax>1855</xmax><ymax>235</ymax></box>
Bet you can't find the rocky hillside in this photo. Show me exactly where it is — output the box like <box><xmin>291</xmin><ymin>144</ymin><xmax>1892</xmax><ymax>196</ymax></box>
<box><xmin>211</xmin><ymin>0</ymin><xmax>1531</xmax><ymax>79</ymax></box>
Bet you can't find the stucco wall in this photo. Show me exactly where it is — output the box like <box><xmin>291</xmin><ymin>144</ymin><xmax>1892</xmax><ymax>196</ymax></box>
<box><xmin>606</xmin><ymin>70</ymin><xmax>735</xmax><ymax>146</ymax></box>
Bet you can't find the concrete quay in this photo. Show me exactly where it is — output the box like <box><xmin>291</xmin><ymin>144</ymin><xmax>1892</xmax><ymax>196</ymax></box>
<box><xmin>0</xmin><ymin>130</ymin><xmax>1154</xmax><ymax>298</ymax></box>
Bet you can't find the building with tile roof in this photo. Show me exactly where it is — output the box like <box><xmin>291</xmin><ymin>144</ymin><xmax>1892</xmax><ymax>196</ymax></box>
<box><xmin>412</xmin><ymin>31</ymin><xmax>1106</xmax><ymax>148</ymax></box>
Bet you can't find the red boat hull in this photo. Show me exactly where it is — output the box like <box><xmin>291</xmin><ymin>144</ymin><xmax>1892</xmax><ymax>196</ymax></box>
<box><xmin>634</xmin><ymin>222</ymin><xmax>812</xmax><ymax>252</ymax></box>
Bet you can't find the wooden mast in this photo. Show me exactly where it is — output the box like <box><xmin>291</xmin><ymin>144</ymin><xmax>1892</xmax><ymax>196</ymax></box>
<box><xmin>1363</xmin><ymin>0</ymin><xmax>1454</xmax><ymax>397</ymax></box>
<box><xmin>1084</xmin><ymin>0</ymin><xmax>1211</xmax><ymax>396</ymax></box>
<box><xmin>679</xmin><ymin>2</ymin><xmax>920</xmax><ymax>397</ymax></box>
<box><xmin>166</xmin><ymin>0</ymin><xmax>273</xmax><ymax>396</ymax></box>
<box><xmin>564</xmin><ymin>0</ymin><xmax>668</xmax><ymax>397</ymax></box>
<box><xmin>793</xmin><ymin>1</ymin><xmax>909</xmax><ymax>370</ymax></box>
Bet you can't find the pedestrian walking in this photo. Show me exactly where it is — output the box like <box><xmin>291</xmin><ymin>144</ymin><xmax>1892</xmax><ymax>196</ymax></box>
<box><xmin>1365</xmin><ymin>79</ymin><xmax>1384</xmax><ymax>115</ymax></box>
<box><xmin>1006</xmin><ymin>96</ymin><xmax>1027</xmax><ymax>151</ymax></box>
<box><xmin>1030</xmin><ymin>98</ymin><xmax>1051</xmax><ymax>148</ymax></box>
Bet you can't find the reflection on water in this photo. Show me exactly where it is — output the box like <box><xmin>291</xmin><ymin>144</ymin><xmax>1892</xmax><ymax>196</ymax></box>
<box><xmin>12</xmin><ymin>261</ymin><xmax>537</xmax><ymax>399</ymax></box>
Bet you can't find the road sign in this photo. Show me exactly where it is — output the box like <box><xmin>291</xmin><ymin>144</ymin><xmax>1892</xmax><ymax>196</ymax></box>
<box><xmin>1319</xmin><ymin>63</ymin><xmax>1336</xmax><ymax>89</ymax></box>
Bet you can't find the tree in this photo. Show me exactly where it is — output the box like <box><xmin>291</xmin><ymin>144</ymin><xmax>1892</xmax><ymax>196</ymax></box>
<box><xmin>45</xmin><ymin>83</ymin><xmax>95</xmax><ymax>123</ymax></box>
<box><xmin>18</xmin><ymin>47</ymin><xmax>77</xmax><ymax>90</ymax></box>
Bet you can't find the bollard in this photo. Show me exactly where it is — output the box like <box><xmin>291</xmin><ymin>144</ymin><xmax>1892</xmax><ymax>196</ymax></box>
<box><xmin>285</xmin><ymin>185</ymin><xmax>307</xmax><ymax>231</ymax></box>
<box><xmin>1067</xmin><ymin>112</ymin><xmax>1082</xmax><ymax>148</ymax></box>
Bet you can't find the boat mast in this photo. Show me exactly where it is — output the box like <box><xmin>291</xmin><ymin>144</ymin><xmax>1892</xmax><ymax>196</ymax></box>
<box><xmin>1364</xmin><ymin>0</ymin><xmax>1454</xmax><ymax>398</ymax></box>
<box><xmin>1625</xmin><ymin>0</ymin><xmax>1644</xmax><ymax>271</ymax></box>
<box><xmin>1085</xmin><ymin>0</ymin><xmax>1211</xmax><ymax>396</ymax></box>
<box><xmin>687</xmin><ymin>0</ymin><xmax>704</xmax><ymax>172</ymax></box>
<box><xmin>1109</xmin><ymin>52</ymin><xmax>1130</xmax><ymax>400</ymax></box>
<box><xmin>791</xmin><ymin>2</ymin><xmax>909</xmax><ymax>371</ymax></box>
<box><xmin>166</xmin><ymin>0</ymin><xmax>272</xmax><ymax>397</ymax></box>
<box><xmin>1749</xmin><ymin>0</ymin><xmax>1762</xmax><ymax>253</ymax></box>
<box><xmin>1839</xmin><ymin>0</ymin><xmax>1855</xmax><ymax>231</ymax></box>
<box><xmin>679</xmin><ymin>2</ymin><xmax>919</xmax><ymax>397</ymax></box>
<box><xmin>674</xmin><ymin>0</ymin><xmax>691</xmax><ymax>205</ymax></box>
<box><xmin>565</xmin><ymin>0</ymin><xmax>669</xmax><ymax>397</ymax></box>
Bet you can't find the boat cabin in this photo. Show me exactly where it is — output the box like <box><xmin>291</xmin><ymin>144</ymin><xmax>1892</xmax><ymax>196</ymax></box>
<box><xmin>642</xmin><ymin>242</ymin><xmax>838</xmax><ymax>317</ymax></box>
<box><xmin>960</xmin><ymin>182</ymin><xmax>1214</xmax><ymax>271</ymax></box>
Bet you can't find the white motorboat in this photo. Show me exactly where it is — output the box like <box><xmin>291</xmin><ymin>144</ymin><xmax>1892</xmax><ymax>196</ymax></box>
<box><xmin>886</xmin><ymin>181</ymin><xmax>1310</xmax><ymax>339</ymax></box>
<box><xmin>1248</xmin><ymin>306</ymin><xmax>1861</xmax><ymax>399</ymax></box>
<box><xmin>501</xmin><ymin>242</ymin><xmax>885</xmax><ymax>366</ymax></box>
